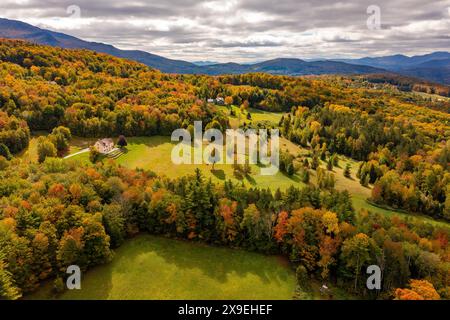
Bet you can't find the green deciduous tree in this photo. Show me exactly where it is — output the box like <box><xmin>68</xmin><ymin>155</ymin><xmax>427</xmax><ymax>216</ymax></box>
<box><xmin>340</xmin><ymin>233</ymin><xmax>380</xmax><ymax>292</ymax></box>
<box><xmin>37</xmin><ymin>137</ymin><xmax>57</xmax><ymax>163</ymax></box>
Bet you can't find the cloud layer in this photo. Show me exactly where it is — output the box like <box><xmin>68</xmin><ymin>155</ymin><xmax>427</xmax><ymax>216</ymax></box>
<box><xmin>1</xmin><ymin>0</ymin><xmax>449</xmax><ymax>62</ymax></box>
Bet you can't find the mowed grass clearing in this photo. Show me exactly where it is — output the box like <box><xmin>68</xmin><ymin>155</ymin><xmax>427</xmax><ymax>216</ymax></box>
<box><xmin>21</xmin><ymin>133</ymin><xmax>306</xmax><ymax>190</ymax></box>
<box><xmin>28</xmin><ymin>235</ymin><xmax>296</xmax><ymax>300</ymax></box>
<box><xmin>67</xmin><ymin>135</ymin><xmax>449</xmax><ymax>227</ymax></box>
<box><xmin>217</xmin><ymin>105</ymin><xmax>284</xmax><ymax>128</ymax></box>
<box><xmin>115</xmin><ymin>136</ymin><xmax>306</xmax><ymax>190</ymax></box>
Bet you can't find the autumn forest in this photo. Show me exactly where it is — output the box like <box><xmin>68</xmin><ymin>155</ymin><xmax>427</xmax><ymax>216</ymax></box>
<box><xmin>0</xmin><ymin>39</ymin><xmax>449</xmax><ymax>301</ymax></box>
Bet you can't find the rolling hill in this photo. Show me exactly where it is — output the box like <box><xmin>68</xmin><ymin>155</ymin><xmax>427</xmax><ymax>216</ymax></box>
<box><xmin>0</xmin><ymin>17</ymin><xmax>386</xmax><ymax>77</ymax></box>
<box><xmin>203</xmin><ymin>58</ymin><xmax>385</xmax><ymax>76</ymax></box>
<box><xmin>0</xmin><ymin>18</ymin><xmax>202</xmax><ymax>73</ymax></box>
<box><xmin>398</xmin><ymin>59</ymin><xmax>450</xmax><ymax>85</ymax></box>
<box><xmin>338</xmin><ymin>52</ymin><xmax>450</xmax><ymax>69</ymax></box>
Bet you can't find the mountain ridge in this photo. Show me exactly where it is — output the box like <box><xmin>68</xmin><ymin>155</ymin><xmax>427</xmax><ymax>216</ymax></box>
<box><xmin>0</xmin><ymin>17</ymin><xmax>202</xmax><ymax>74</ymax></box>
<box><xmin>0</xmin><ymin>17</ymin><xmax>387</xmax><ymax>76</ymax></box>
<box><xmin>0</xmin><ymin>17</ymin><xmax>448</xmax><ymax>84</ymax></box>
<box><xmin>335</xmin><ymin>52</ymin><xmax>450</xmax><ymax>84</ymax></box>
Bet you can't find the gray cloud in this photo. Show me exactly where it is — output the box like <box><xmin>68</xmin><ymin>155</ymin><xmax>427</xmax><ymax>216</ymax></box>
<box><xmin>0</xmin><ymin>0</ymin><xmax>449</xmax><ymax>62</ymax></box>
<box><xmin>210</xmin><ymin>40</ymin><xmax>284</xmax><ymax>47</ymax></box>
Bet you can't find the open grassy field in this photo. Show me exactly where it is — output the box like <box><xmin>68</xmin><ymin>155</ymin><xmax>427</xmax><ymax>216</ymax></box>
<box><xmin>67</xmin><ymin>135</ymin><xmax>307</xmax><ymax>191</ymax></box>
<box><xmin>217</xmin><ymin>105</ymin><xmax>284</xmax><ymax>128</ymax></box>
<box><xmin>27</xmin><ymin>235</ymin><xmax>296</xmax><ymax>300</ymax></box>
<box><xmin>71</xmin><ymin>135</ymin><xmax>448</xmax><ymax>226</ymax></box>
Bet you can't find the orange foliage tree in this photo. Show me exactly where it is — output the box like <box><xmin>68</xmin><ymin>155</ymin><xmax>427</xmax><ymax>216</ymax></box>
<box><xmin>394</xmin><ymin>279</ymin><xmax>440</xmax><ymax>300</ymax></box>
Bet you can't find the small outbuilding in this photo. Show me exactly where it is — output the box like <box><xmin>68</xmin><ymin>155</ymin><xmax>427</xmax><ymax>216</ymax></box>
<box><xmin>216</xmin><ymin>97</ymin><xmax>225</xmax><ymax>105</ymax></box>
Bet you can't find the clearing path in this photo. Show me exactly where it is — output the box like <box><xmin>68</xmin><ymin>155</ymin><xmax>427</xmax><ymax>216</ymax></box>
<box><xmin>64</xmin><ymin>148</ymin><xmax>90</xmax><ymax>159</ymax></box>
<box><xmin>64</xmin><ymin>147</ymin><xmax>122</xmax><ymax>159</ymax></box>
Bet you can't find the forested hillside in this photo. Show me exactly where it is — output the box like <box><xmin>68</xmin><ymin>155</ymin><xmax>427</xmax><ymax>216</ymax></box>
<box><xmin>0</xmin><ymin>39</ymin><xmax>448</xmax><ymax>300</ymax></box>
<box><xmin>0</xmin><ymin>39</ymin><xmax>225</xmax><ymax>141</ymax></box>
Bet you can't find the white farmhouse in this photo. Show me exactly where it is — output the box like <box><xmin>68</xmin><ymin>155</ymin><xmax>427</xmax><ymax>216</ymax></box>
<box><xmin>216</xmin><ymin>97</ymin><xmax>225</xmax><ymax>105</ymax></box>
<box><xmin>94</xmin><ymin>138</ymin><xmax>114</xmax><ymax>154</ymax></box>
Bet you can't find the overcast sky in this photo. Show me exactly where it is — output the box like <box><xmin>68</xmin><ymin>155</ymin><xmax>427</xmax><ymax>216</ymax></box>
<box><xmin>1</xmin><ymin>0</ymin><xmax>449</xmax><ymax>62</ymax></box>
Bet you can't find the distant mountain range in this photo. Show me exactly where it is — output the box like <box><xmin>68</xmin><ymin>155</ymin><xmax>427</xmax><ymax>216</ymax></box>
<box><xmin>0</xmin><ymin>17</ymin><xmax>449</xmax><ymax>84</ymax></box>
<box><xmin>199</xmin><ymin>58</ymin><xmax>389</xmax><ymax>76</ymax></box>
<box><xmin>192</xmin><ymin>61</ymin><xmax>220</xmax><ymax>66</ymax></box>
<box><xmin>335</xmin><ymin>53</ymin><xmax>450</xmax><ymax>84</ymax></box>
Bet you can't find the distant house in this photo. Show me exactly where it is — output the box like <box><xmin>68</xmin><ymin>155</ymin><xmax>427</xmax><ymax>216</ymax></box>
<box><xmin>207</xmin><ymin>97</ymin><xmax>225</xmax><ymax>105</ymax></box>
<box><xmin>94</xmin><ymin>138</ymin><xmax>114</xmax><ymax>154</ymax></box>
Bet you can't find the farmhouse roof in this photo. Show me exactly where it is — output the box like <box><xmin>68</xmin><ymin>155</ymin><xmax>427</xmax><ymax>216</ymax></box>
<box><xmin>97</xmin><ymin>138</ymin><xmax>114</xmax><ymax>145</ymax></box>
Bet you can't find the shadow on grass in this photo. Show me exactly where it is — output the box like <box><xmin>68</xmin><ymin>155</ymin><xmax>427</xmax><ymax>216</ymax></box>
<box><xmin>120</xmin><ymin>146</ymin><xmax>130</xmax><ymax>154</ymax></box>
<box><xmin>280</xmin><ymin>172</ymin><xmax>301</xmax><ymax>183</ymax></box>
<box><xmin>29</xmin><ymin>235</ymin><xmax>296</xmax><ymax>299</ymax></box>
<box><xmin>245</xmin><ymin>174</ymin><xmax>256</xmax><ymax>185</ymax></box>
<box><xmin>27</xmin><ymin>262</ymin><xmax>113</xmax><ymax>300</ymax></box>
<box><xmin>115</xmin><ymin>235</ymin><xmax>294</xmax><ymax>288</ymax></box>
<box><xmin>211</xmin><ymin>169</ymin><xmax>226</xmax><ymax>180</ymax></box>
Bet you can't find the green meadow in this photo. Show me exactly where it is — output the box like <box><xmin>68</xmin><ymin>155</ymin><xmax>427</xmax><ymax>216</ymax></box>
<box><xmin>67</xmin><ymin>135</ymin><xmax>307</xmax><ymax>191</ymax></box>
<box><xmin>217</xmin><ymin>105</ymin><xmax>284</xmax><ymax>128</ymax></box>
<box><xmin>21</xmin><ymin>106</ymin><xmax>448</xmax><ymax>228</ymax></box>
<box><xmin>72</xmin><ymin>135</ymin><xmax>447</xmax><ymax>226</ymax></box>
<box><xmin>28</xmin><ymin>235</ymin><xmax>296</xmax><ymax>300</ymax></box>
<box><xmin>23</xmin><ymin>133</ymin><xmax>448</xmax><ymax>227</ymax></box>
